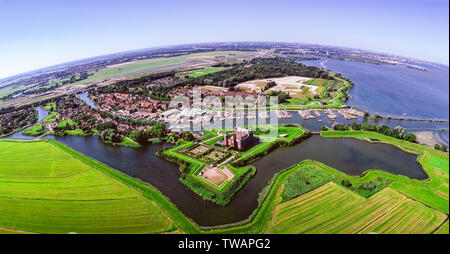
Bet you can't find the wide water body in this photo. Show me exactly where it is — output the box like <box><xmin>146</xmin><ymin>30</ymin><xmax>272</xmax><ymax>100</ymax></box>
<box><xmin>299</xmin><ymin>57</ymin><xmax>449</xmax><ymax>120</ymax></box>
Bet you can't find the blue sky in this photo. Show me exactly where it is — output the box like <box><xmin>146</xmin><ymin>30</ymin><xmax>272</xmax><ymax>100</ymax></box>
<box><xmin>0</xmin><ymin>0</ymin><xmax>448</xmax><ymax>79</ymax></box>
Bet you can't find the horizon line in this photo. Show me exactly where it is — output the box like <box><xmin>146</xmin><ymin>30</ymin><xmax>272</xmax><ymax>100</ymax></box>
<box><xmin>1</xmin><ymin>40</ymin><xmax>448</xmax><ymax>82</ymax></box>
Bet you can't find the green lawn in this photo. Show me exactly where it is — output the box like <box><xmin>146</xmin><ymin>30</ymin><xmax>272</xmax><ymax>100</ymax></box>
<box><xmin>42</xmin><ymin>102</ymin><xmax>56</xmax><ymax>111</ymax></box>
<box><xmin>178</xmin><ymin>68</ymin><xmax>227</xmax><ymax>78</ymax></box>
<box><xmin>0</xmin><ymin>140</ymin><xmax>175</xmax><ymax>234</ymax></box>
<box><xmin>42</xmin><ymin>111</ymin><xmax>58</xmax><ymax>123</ymax></box>
<box><xmin>22</xmin><ymin>125</ymin><xmax>45</xmax><ymax>136</ymax></box>
<box><xmin>57</xmin><ymin>119</ymin><xmax>74</xmax><ymax>128</ymax></box>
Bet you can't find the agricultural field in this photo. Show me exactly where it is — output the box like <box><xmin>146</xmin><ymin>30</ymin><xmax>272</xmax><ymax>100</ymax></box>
<box><xmin>0</xmin><ymin>140</ymin><xmax>175</xmax><ymax>234</ymax></box>
<box><xmin>68</xmin><ymin>51</ymin><xmax>250</xmax><ymax>86</ymax></box>
<box><xmin>268</xmin><ymin>183</ymin><xmax>446</xmax><ymax>234</ymax></box>
<box><xmin>177</xmin><ymin>68</ymin><xmax>227</xmax><ymax>78</ymax></box>
<box><xmin>0</xmin><ymin>82</ymin><xmax>37</xmax><ymax>98</ymax></box>
<box><xmin>434</xmin><ymin>220</ymin><xmax>449</xmax><ymax>234</ymax></box>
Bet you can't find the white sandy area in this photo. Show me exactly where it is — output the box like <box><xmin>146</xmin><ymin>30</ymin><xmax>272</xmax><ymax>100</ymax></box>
<box><xmin>235</xmin><ymin>76</ymin><xmax>317</xmax><ymax>97</ymax></box>
<box><xmin>414</xmin><ymin>131</ymin><xmax>448</xmax><ymax>147</ymax></box>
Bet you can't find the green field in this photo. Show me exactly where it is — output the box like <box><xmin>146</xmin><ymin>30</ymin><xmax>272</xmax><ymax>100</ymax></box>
<box><xmin>178</xmin><ymin>68</ymin><xmax>227</xmax><ymax>78</ymax></box>
<box><xmin>22</xmin><ymin>125</ymin><xmax>45</xmax><ymax>136</ymax></box>
<box><xmin>57</xmin><ymin>119</ymin><xmax>74</xmax><ymax>128</ymax></box>
<box><xmin>0</xmin><ymin>83</ymin><xmax>37</xmax><ymax>98</ymax></box>
<box><xmin>269</xmin><ymin>182</ymin><xmax>446</xmax><ymax>234</ymax></box>
<box><xmin>42</xmin><ymin>111</ymin><xmax>58</xmax><ymax>123</ymax></box>
<box><xmin>0</xmin><ymin>140</ymin><xmax>175</xmax><ymax>234</ymax></box>
<box><xmin>68</xmin><ymin>51</ymin><xmax>249</xmax><ymax>86</ymax></box>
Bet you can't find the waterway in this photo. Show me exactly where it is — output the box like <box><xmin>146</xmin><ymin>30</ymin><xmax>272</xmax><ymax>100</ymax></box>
<box><xmin>49</xmin><ymin>133</ymin><xmax>426</xmax><ymax>226</ymax></box>
<box><xmin>5</xmin><ymin>106</ymin><xmax>49</xmax><ymax>139</ymax></box>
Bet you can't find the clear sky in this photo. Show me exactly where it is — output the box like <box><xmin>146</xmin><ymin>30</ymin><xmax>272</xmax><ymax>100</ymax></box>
<box><xmin>0</xmin><ymin>0</ymin><xmax>448</xmax><ymax>79</ymax></box>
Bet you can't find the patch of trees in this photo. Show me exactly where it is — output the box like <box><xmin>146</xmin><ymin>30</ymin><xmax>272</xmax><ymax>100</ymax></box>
<box><xmin>61</xmin><ymin>72</ymin><xmax>90</xmax><ymax>85</ymax></box>
<box><xmin>100</xmin><ymin>128</ymin><xmax>122</xmax><ymax>143</ymax></box>
<box><xmin>181</xmin><ymin>131</ymin><xmax>194</xmax><ymax>141</ymax></box>
<box><xmin>129</xmin><ymin>123</ymin><xmax>167</xmax><ymax>145</ymax></box>
<box><xmin>267</xmin><ymin>90</ymin><xmax>291</xmax><ymax>104</ymax></box>
<box><xmin>95</xmin><ymin>121</ymin><xmax>117</xmax><ymax>132</ymax></box>
<box><xmin>434</xmin><ymin>144</ymin><xmax>448</xmax><ymax>153</ymax></box>
<box><xmin>328</xmin><ymin>122</ymin><xmax>417</xmax><ymax>143</ymax></box>
<box><xmin>262</xmin><ymin>81</ymin><xmax>277</xmax><ymax>92</ymax></box>
<box><xmin>179</xmin><ymin>57</ymin><xmax>331</xmax><ymax>89</ymax></box>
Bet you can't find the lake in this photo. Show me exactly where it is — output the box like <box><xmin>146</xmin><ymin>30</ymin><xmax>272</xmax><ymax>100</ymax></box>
<box><xmin>298</xmin><ymin>57</ymin><xmax>449</xmax><ymax>121</ymax></box>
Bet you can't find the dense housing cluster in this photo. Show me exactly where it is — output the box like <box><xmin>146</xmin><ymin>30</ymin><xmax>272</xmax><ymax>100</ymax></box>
<box><xmin>0</xmin><ymin>106</ymin><xmax>37</xmax><ymax>136</ymax></box>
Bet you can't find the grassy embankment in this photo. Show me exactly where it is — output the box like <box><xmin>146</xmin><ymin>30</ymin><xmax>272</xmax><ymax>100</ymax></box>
<box><xmin>22</xmin><ymin>125</ymin><xmax>45</xmax><ymax>136</ymax></box>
